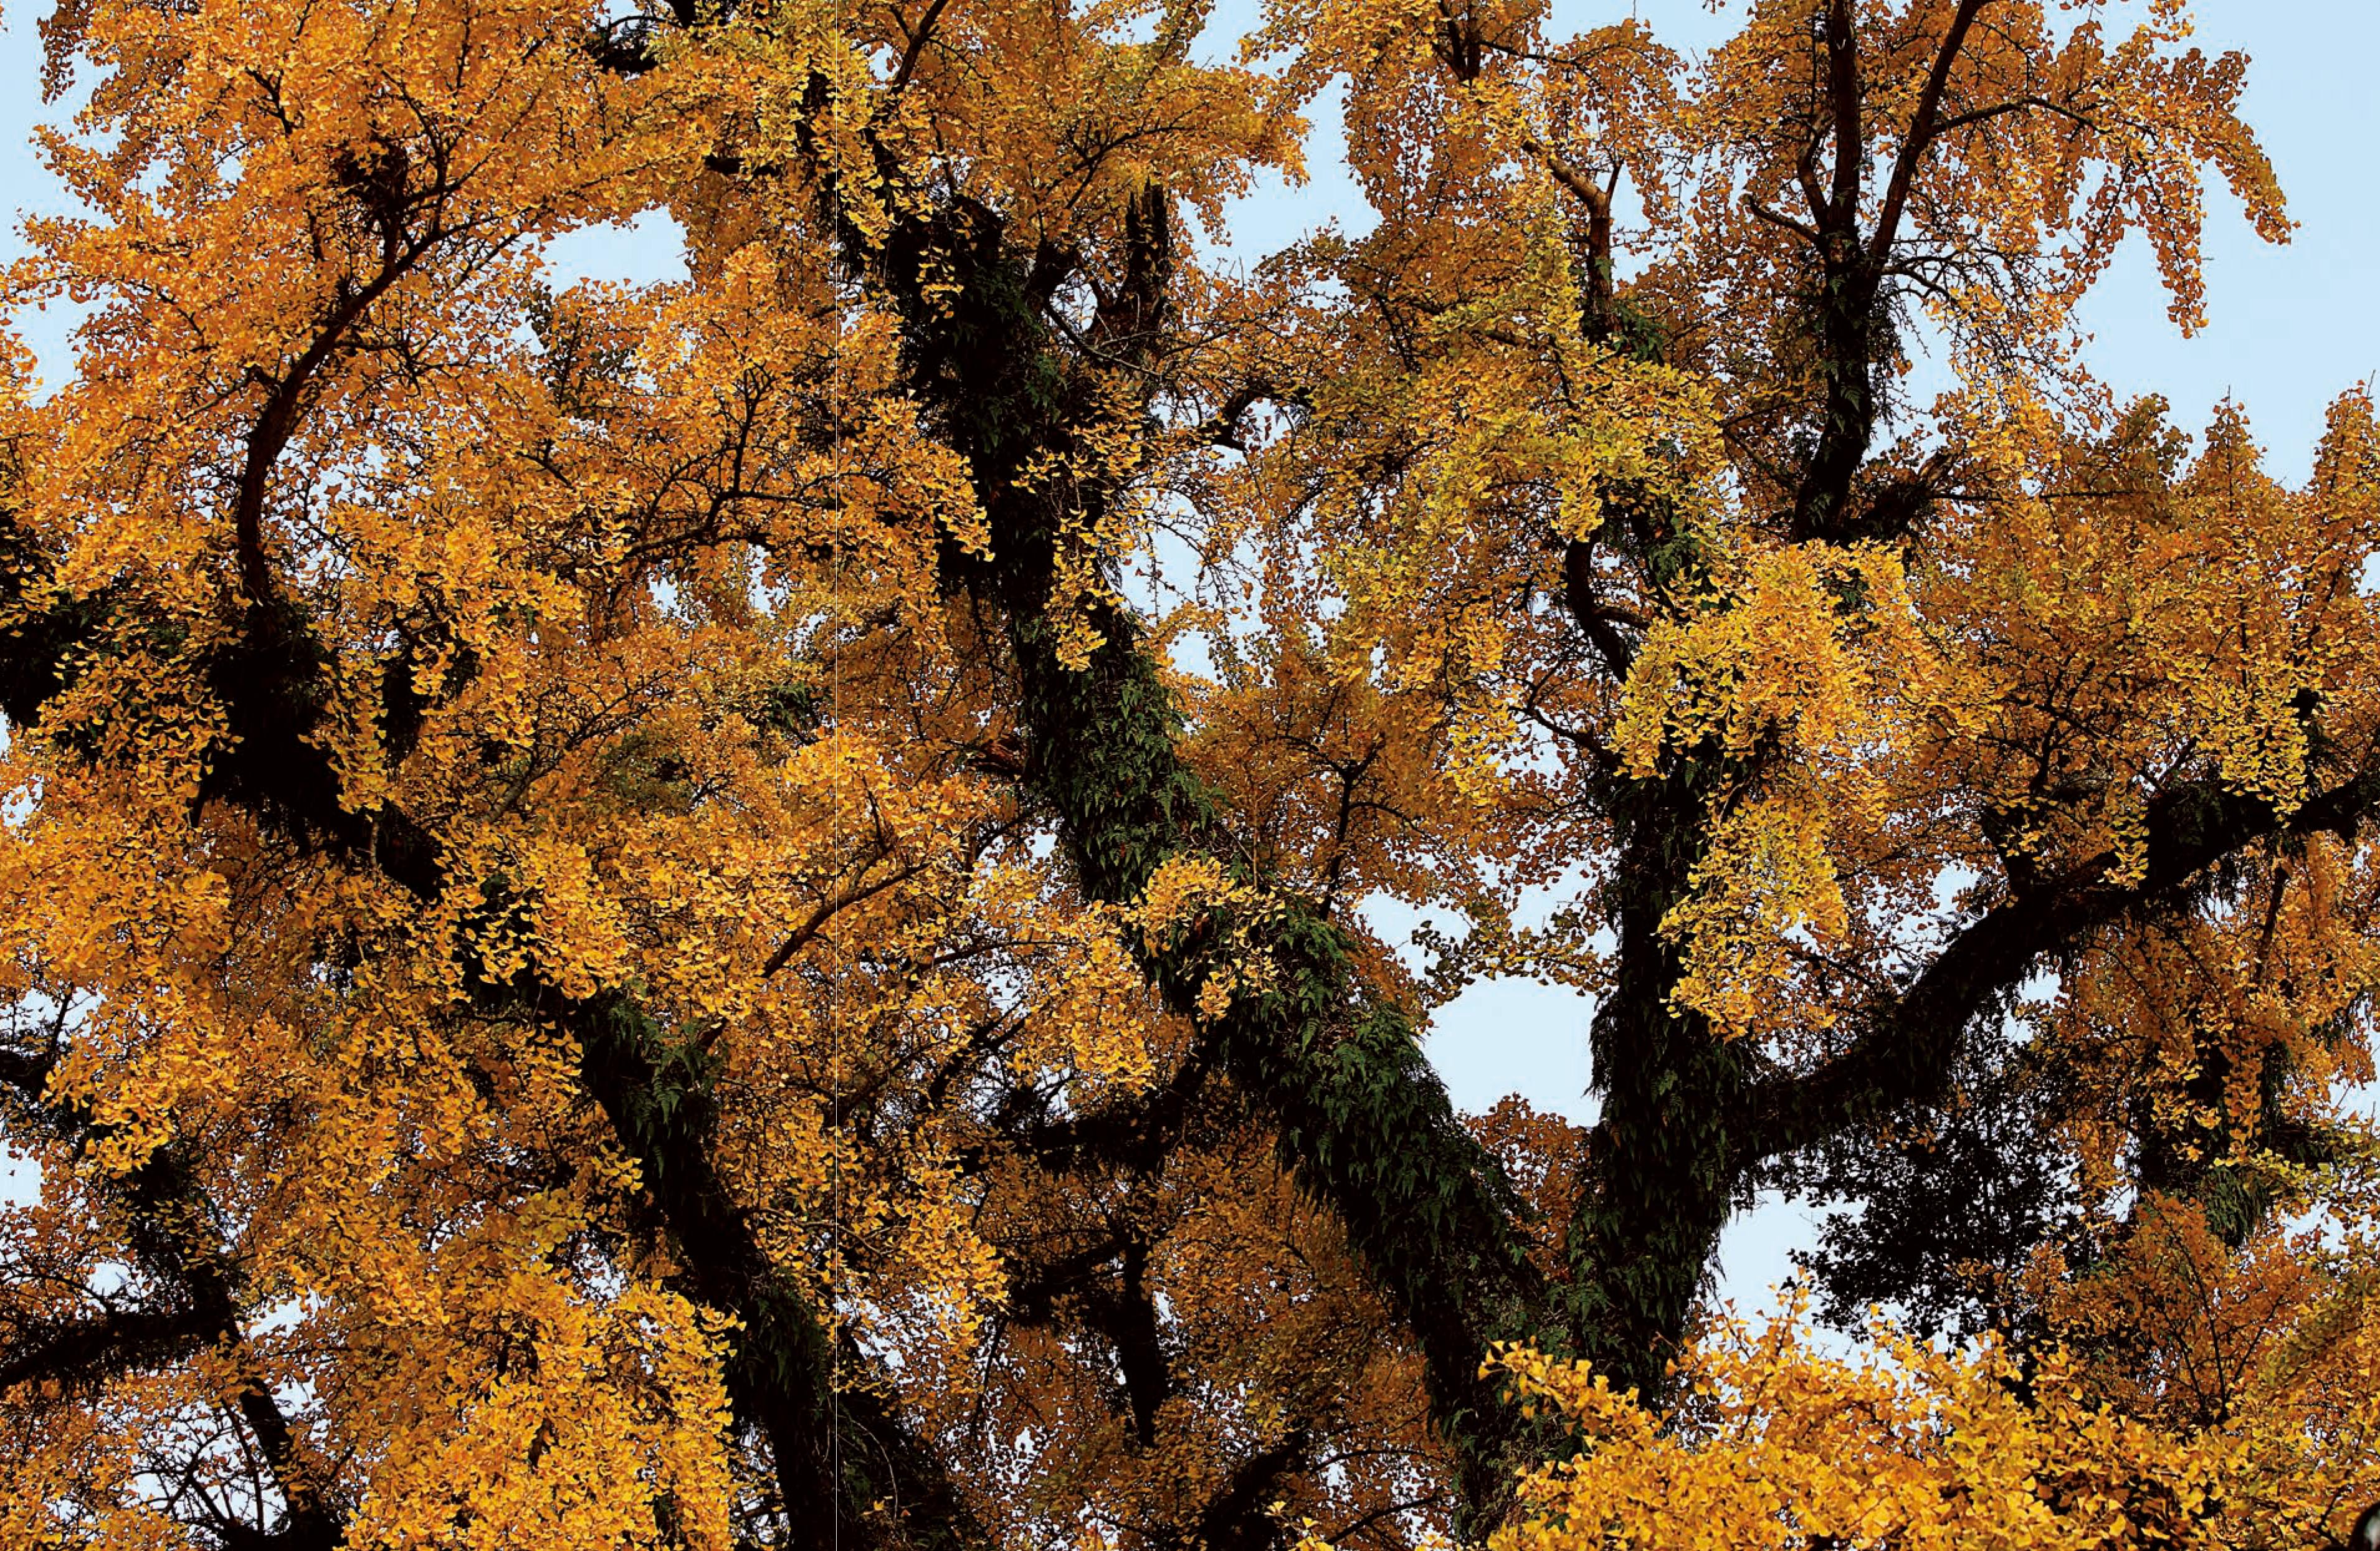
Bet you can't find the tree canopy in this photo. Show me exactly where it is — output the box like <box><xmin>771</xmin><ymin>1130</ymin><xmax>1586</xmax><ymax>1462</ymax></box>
<box><xmin>1</xmin><ymin>0</ymin><xmax>2376</xmax><ymax>1547</ymax></box>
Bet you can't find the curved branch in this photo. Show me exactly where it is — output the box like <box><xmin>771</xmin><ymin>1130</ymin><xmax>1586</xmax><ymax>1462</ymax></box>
<box><xmin>234</xmin><ymin>247</ymin><xmax>429</xmax><ymax>609</ymax></box>
<box><xmin>1753</xmin><ymin>753</ymin><xmax>2380</xmax><ymax>1160</ymax></box>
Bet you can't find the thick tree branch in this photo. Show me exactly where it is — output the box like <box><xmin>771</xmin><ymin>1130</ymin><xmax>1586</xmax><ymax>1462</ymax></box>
<box><xmin>1196</xmin><ymin>1428</ymin><xmax>1313</xmax><ymax>1551</ymax></box>
<box><xmin>1562</xmin><ymin>536</ymin><xmax>1638</xmax><ymax>678</ymax></box>
<box><xmin>234</xmin><ymin>219</ymin><xmax>433</xmax><ymax>608</ymax></box>
<box><xmin>890</xmin><ymin>0</ymin><xmax>954</xmax><ymax>91</ymax></box>
<box><xmin>1868</xmin><ymin>0</ymin><xmax>1992</xmax><ymax>264</ymax></box>
<box><xmin>0</xmin><ymin>1060</ymin><xmax>341</xmax><ymax>1549</ymax></box>
<box><xmin>1753</xmin><ymin>755</ymin><xmax>2380</xmax><ymax>1160</ymax></box>
<box><xmin>1824</xmin><ymin>0</ymin><xmax>1864</xmax><ymax>230</ymax></box>
<box><xmin>0</xmin><ymin>541</ymin><xmax>972</xmax><ymax>1551</ymax></box>
<box><xmin>1541</xmin><ymin>146</ymin><xmax>1618</xmax><ymax>343</ymax></box>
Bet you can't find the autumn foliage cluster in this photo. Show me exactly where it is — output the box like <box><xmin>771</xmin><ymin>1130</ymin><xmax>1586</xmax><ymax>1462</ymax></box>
<box><xmin>1</xmin><ymin>0</ymin><xmax>2378</xmax><ymax>1547</ymax></box>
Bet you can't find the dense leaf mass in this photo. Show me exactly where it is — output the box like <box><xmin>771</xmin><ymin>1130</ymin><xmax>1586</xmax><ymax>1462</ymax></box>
<box><xmin>0</xmin><ymin>0</ymin><xmax>2376</xmax><ymax>1548</ymax></box>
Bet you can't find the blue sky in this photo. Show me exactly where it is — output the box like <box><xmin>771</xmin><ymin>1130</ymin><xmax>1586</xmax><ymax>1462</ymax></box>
<box><xmin>6</xmin><ymin>0</ymin><xmax>2375</xmax><ymax>1313</ymax></box>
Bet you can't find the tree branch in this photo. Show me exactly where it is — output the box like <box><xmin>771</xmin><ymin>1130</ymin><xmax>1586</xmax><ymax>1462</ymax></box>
<box><xmin>1753</xmin><ymin>752</ymin><xmax>2380</xmax><ymax>1160</ymax></box>
<box><xmin>1868</xmin><ymin>0</ymin><xmax>1992</xmax><ymax>264</ymax></box>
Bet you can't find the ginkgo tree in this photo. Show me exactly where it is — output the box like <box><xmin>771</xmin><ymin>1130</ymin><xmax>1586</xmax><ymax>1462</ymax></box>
<box><xmin>1</xmin><ymin>0</ymin><xmax>2376</xmax><ymax>1548</ymax></box>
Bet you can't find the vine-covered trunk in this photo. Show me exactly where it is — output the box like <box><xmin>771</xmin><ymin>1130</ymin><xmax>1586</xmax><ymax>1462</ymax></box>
<box><xmin>1567</xmin><ymin>769</ymin><xmax>1756</xmax><ymax>1400</ymax></box>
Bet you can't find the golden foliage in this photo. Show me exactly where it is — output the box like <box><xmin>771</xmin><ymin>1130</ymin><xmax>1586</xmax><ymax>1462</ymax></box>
<box><xmin>0</xmin><ymin>0</ymin><xmax>2374</xmax><ymax>1545</ymax></box>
